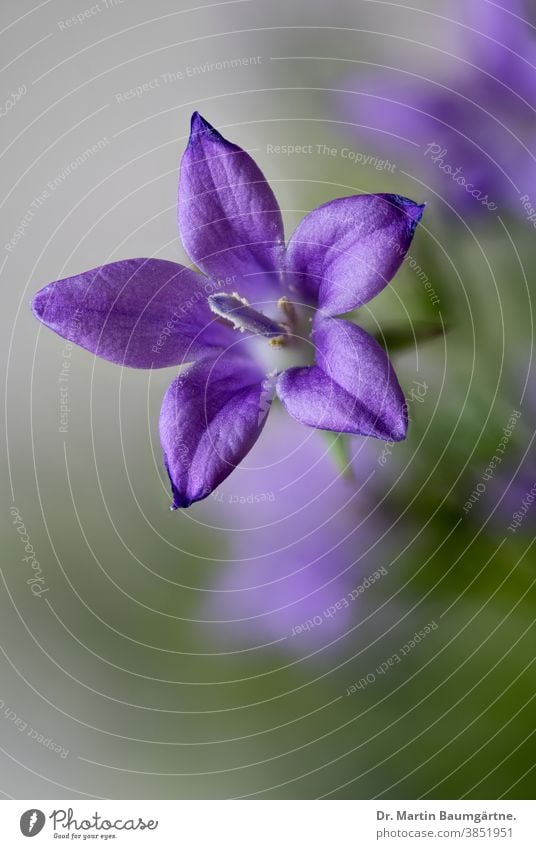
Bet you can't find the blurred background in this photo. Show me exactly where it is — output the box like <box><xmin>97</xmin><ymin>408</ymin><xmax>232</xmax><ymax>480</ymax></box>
<box><xmin>1</xmin><ymin>0</ymin><xmax>535</xmax><ymax>799</ymax></box>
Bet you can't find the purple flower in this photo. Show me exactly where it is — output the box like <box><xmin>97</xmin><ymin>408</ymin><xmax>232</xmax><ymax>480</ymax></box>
<box><xmin>475</xmin><ymin>397</ymin><xmax>535</xmax><ymax>533</ymax></box>
<box><xmin>31</xmin><ymin>113</ymin><xmax>423</xmax><ymax>508</ymax></box>
<box><xmin>339</xmin><ymin>0</ymin><xmax>536</xmax><ymax>213</ymax></box>
<box><xmin>202</xmin><ymin>411</ymin><xmax>386</xmax><ymax>653</ymax></box>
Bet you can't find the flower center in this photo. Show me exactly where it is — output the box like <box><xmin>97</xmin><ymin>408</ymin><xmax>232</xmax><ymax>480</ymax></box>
<box><xmin>208</xmin><ymin>290</ymin><xmax>314</xmax><ymax>374</ymax></box>
<box><xmin>208</xmin><ymin>292</ymin><xmax>296</xmax><ymax>347</ymax></box>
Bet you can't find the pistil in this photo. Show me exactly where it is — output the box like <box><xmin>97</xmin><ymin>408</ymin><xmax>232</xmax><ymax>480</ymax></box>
<box><xmin>208</xmin><ymin>292</ymin><xmax>288</xmax><ymax>340</ymax></box>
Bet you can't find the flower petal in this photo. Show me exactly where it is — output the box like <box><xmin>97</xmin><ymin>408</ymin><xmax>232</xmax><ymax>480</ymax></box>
<box><xmin>286</xmin><ymin>193</ymin><xmax>424</xmax><ymax>314</ymax></box>
<box><xmin>178</xmin><ymin>112</ymin><xmax>284</xmax><ymax>295</ymax></box>
<box><xmin>277</xmin><ymin>317</ymin><xmax>407</xmax><ymax>440</ymax></box>
<box><xmin>159</xmin><ymin>355</ymin><xmax>273</xmax><ymax>508</ymax></box>
<box><xmin>31</xmin><ymin>258</ymin><xmax>234</xmax><ymax>368</ymax></box>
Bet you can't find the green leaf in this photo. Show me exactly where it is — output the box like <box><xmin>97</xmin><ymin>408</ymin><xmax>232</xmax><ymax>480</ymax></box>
<box><xmin>373</xmin><ymin>319</ymin><xmax>446</xmax><ymax>353</ymax></box>
<box><xmin>323</xmin><ymin>432</ymin><xmax>355</xmax><ymax>481</ymax></box>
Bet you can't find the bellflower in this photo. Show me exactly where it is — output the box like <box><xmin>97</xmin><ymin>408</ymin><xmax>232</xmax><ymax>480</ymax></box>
<box><xmin>203</xmin><ymin>411</ymin><xmax>386</xmax><ymax>653</ymax></box>
<box><xmin>339</xmin><ymin>0</ymin><xmax>536</xmax><ymax>214</ymax></box>
<box><xmin>31</xmin><ymin>112</ymin><xmax>424</xmax><ymax>508</ymax></box>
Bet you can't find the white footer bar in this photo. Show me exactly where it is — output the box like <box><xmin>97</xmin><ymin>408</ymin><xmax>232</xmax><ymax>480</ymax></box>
<box><xmin>1</xmin><ymin>799</ymin><xmax>533</xmax><ymax>847</ymax></box>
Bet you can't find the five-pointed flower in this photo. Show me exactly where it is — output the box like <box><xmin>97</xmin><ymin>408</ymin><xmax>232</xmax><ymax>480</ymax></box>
<box><xmin>31</xmin><ymin>112</ymin><xmax>424</xmax><ymax>508</ymax></box>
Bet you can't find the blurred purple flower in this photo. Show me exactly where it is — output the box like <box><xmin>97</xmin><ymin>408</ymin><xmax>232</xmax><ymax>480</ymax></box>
<box><xmin>32</xmin><ymin>113</ymin><xmax>423</xmax><ymax>508</ymax></box>
<box><xmin>339</xmin><ymin>0</ymin><xmax>536</xmax><ymax>214</ymax></box>
<box><xmin>203</xmin><ymin>411</ymin><xmax>388</xmax><ymax>652</ymax></box>
<box><xmin>477</xmin><ymin>396</ymin><xmax>536</xmax><ymax>533</ymax></box>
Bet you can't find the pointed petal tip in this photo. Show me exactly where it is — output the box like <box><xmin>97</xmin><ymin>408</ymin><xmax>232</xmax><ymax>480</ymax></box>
<box><xmin>170</xmin><ymin>499</ymin><xmax>193</xmax><ymax>511</ymax></box>
<box><xmin>190</xmin><ymin>110</ymin><xmax>205</xmax><ymax>129</ymax></box>
<box><xmin>170</xmin><ymin>488</ymin><xmax>208</xmax><ymax>510</ymax></box>
<box><xmin>390</xmin><ymin>422</ymin><xmax>408</xmax><ymax>442</ymax></box>
<box><xmin>188</xmin><ymin>111</ymin><xmax>222</xmax><ymax>144</ymax></box>
<box><xmin>31</xmin><ymin>285</ymin><xmax>50</xmax><ymax>322</ymax></box>
<box><xmin>171</xmin><ymin>494</ymin><xmax>195</xmax><ymax>510</ymax></box>
<box><xmin>388</xmin><ymin>406</ymin><xmax>409</xmax><ymax>442</ymax></box>
<box><xmin>167</xmin><ymin>471</ymin><xmax>193</xmax><ymax>510</ymax></box>
<box><xmin>170</xmin><ymin>491</ymin><xmax>188</xmax><ymax>510</ymax></box>
<box><xmin>167</xmin><ymin>465</ymin><xmax>202</xmax><ymax>510</ymax></box>
<box><xmin>413</xmin><ymin>201</ymin><xmax>426</xmax><ymax>221</ymax></box>
<box><xmin>392</xmin><ymin>194</ymin><xmax>426</xmax><ymax>226</ymax></box>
